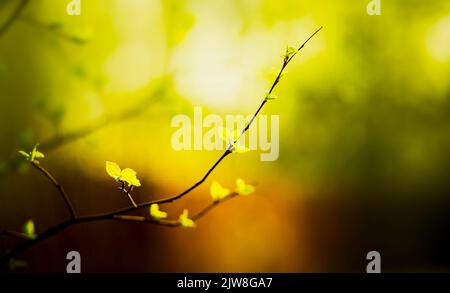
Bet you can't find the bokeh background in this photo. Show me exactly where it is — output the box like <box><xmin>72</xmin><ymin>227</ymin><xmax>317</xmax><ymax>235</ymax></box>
<box><xmin>1</xmin><ymin>0</ymin><xmax>450</xmax><ymax>272</ymax></box>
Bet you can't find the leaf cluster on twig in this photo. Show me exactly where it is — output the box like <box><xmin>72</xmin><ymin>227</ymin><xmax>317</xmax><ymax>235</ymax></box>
<box><xmin>0</xmin><ymin>27</ymin><xmax>322</xmax><ymax>270</ymax></box>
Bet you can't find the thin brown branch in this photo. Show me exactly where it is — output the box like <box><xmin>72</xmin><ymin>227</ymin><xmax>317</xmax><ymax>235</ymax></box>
<box><xmin>111</xmin><ymin>192</ymin><xmax>239</xmax><ymax>227</ymax></box>
<box><xmin>0</xmin><ymin>27</ymin><xmax>322</xmax><ymax>268</ymax></box>
<box><xmin>73</xmin><ymin>148</ymin><xmax>233</xmax><ymax>222</ymax></box>
<box><xmin>90</xmin><ymin>26</ymin><xmax>323</xmax><ymax>217</ymax></box>
<box><xmin>117</xmin><ymin>183</ymin><xmax>137</xmax><ymax>207</ymax></box>
<box><xmin>0</xmin><ymin>230</ymin><xmax>31</xmax><ymax>240</ymax></box>
<box><xmin>125</xmin><ymin>191</ymin><xmax>138</xmax><ymax>208</ymax></box>
<box><xmin>0</xmin><ymin>193</ymin><xmax>240</xmax><ymax>266</ymax></box>
<box><xmin>31</xmin><ymin>161</ymin><xmax>76</xmax><ymax>219</ymax></box>
<box><xmin>0</xmin><ymin>0</ymin><xmax>29</xmax><ymax>37</ymax></box>
<box><xmin>238</xmin><ymin>26</ymin><xmax>323</xmax><ymax>140</ymax></box>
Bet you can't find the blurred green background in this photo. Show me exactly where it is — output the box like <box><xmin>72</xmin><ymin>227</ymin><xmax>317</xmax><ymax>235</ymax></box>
<box><xmin>0</xmin><ymin>0</ymin><xmax>450</xmax><ymax>272</ymax></box>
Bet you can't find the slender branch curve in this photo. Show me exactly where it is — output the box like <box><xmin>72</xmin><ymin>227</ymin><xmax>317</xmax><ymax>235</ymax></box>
<box><xmin>0</xmin><ymin>26</ymin><xmax>322</xmax><ymax>268</ymax></box>
<box><xmin>31</xmin><ymin>161</ymin><xmax>76</xmax><ymax>219</ymax></box>
<box><xmin>95</xmin><ymin>26</ymin><xmax>323</xmax><ymax>218</ymax></box>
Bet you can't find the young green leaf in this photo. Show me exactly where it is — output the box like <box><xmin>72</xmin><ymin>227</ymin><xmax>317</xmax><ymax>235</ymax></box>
<box><xmin>18</xmin><ymin>150</ymin><xmax>30</xmax><ymax>160</ymax></box>
<box><xmin>106</xmin><ymin>161</ymin><xmax>122</xmax><ymax>181</ymax></box>
<box><xmin>106</xmin><ymin>161</ymin><xmax>141</xmax><ymax>187</ymax></box>
<box><xmin>22</xmin><ymin>220</ymin><xmax>36</xmax><ymax>239</ymax></box>
<box><xmin>210</xmin><ymin>181</ymin><xmax>230</xmax><ymax>201</ymax></box>
<box><xmin>34</xmin><ymin>151</ymin><xmax>45</xmax><ymax>159</ymax></box>
<box><xmin>236</xmin><ymin>178</ymin><xmax>255</xmax><ymax>195</ymax></box>
<box><xmin>129</xmin><ymin>177</ymin><xmax>141</xmax><ymax>187</ymax></box>
<box><xmin>179</xmin><ymin>209</ymin><xmax>196</xmax><ymax>228</ymax></box>
<box><xmin>284</xmin><ymin>46</ymin><xmax>297</xmax><ymax>60</ymax></box>
<box><xmin>30</xmin><ymin>144</ymin><xmax>44</xmax><ymax>161</ymax></box>
<box><xmin>150</xmin><ymin>204</ymin><xmax>168</xmax><ymax>220</ymax></box>
<box><xmin>120</xmin><ymin>168</ymin><xmax>141</xmax><ymax>187</ymax></box>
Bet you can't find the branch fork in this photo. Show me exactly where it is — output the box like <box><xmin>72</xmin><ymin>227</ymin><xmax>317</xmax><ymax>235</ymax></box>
<box><xmin>0</xmin><ymin>27</ymin><xmax>323</xmax><ymax>268</ymax></box>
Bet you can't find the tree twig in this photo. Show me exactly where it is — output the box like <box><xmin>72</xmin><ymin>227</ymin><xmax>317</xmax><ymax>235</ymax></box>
<box><xmin>88</xmin><ymin>26</ymin><xmax>323</xmax><ymax>217</ymax></box>
<box><xmin>124</xmin><ymin>189</ymin><xmax>138</xmax><ymax>208</ymax></box>
<box><xmin>0</xmin><ymin>193</ymin><xmax>240</xmax><ymax>266</ymax></box>
<box><xmin>30</xmin><ymin>161</ymin><xmax>76</xmax><ymax>219</ymax></box>
<box><xmin>111</xmin><ymin>192</ymin><xmax>239</xmax><ymax>227</ymax></box>
<box><xmin>0</xmin><ymin>229</ymin><xmax>31</xmax><ymax>240</ymax></box>
<box><xmin>85</xmin><ymin>27</ymin><xmax>323</xmax><ymax>216</ymax></box>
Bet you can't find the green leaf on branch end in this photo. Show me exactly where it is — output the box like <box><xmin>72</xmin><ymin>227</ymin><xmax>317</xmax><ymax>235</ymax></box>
<box><xmin>265</xmin><ymin>93</ymin><xmax>278</xmax><ymax>101</ymax></box>
<box><xmin>18</xmin><ymin>144</ymin><xmax>45</xmax><ymax>162</ymax></box>
<box><xmin>283</xmin><ymin>46</ymin><xmax>297</xmax><ymax>62</ymax></box>
<box><xmin>150</xmin><ymin>204</ymin><xmax>168</xmax><ymax>220</ymax></box>
<box><xmin>106</xmin><ymin>161</ymin><xmax>141</xmax><ymax>188</ymax></box>
<box><xmin>179</xmin><ymin>209</ymin><xmax>196</xmax><ymax>228</ymax></box>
